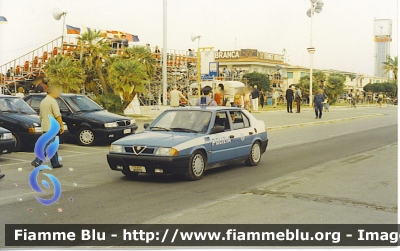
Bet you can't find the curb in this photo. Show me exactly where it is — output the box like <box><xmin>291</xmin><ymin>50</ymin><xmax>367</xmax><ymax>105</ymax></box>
<box><xmin>265</xmin><ymin>114</ymin><xmax>384</xmax><ymax>131</ymax></box>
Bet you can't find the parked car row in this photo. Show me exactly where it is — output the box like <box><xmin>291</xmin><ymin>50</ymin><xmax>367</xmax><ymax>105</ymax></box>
<box><xmin>0</xmin><ymin>93</ymin><xmax>138</xmax><ymax>152</ymax></box>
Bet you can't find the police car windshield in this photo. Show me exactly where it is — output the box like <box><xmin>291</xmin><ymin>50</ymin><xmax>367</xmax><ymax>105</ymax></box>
<box><xmin>0</xmin><ymin>97</ymin><xmax>36</xmax><ymax>114</ymax></box>
<box><xmin>150</xmin><ymin>110</ymin><xmax>212</xmax><ymax>134</ymax></box>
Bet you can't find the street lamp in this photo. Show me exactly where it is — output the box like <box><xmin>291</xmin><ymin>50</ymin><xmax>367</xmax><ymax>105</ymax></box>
<box><xmin>306</xmin><ymin>0</ymin><xmax>324</xmax><ymax>106</ymax></box>
<box><xmin>191</xmin><ymin>32</ymin><xmax>201</xmax><ymax>98</ymax></box>
<box><xmin>0</xmin><ymin>16</ymin><xmax>7</xmax><ymax>24</ymax></box>
<box><xmin>0</xmin><ymin>15</ymin><xmax>6</xmax><ymax>94</ymax></box>
<box><xmin>162</xmin><ymin>0</ymin><xmax>167</xmax><ymax>105</ymax></box>
<box><xmin>52</xmin><ymin>8</ymin><xmax>67</xmax><ymax>46</ymax></box>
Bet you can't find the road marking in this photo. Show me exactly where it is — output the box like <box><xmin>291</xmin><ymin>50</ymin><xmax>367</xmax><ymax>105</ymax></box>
<box><xmin>330</xmin><ymin>132</ymin><xmax>352</xmax><ymax>138</ymax></box>
<box><xmin>0</xmin><ymin>191</ymin><xmax>37</xmax><ymax>201</ymax></box>
<box><xmin>0</xmin><ymin>156</ymin><xmax>30</xmax><ymax>162</ymax></box>
<box><xmin>60</xmin><ymin>144</ymin><xmax>109</xmax><ymax>151</ymax></box>
<box><xmin>269</xmin><ymin>141</ymin><xmax>303</xmax><ymax>150</ymax></box>
<box><xmin>0</xmin><ymin>160</ymin><xmax>31</xmax><ymax>167</ymax></box>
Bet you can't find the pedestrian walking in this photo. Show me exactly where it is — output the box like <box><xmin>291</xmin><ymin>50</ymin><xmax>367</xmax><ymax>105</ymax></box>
<box><xmin>295</xmin><ymin>86</ymin><xmax>302</xmax><ymax>113</ymax></box>
<box><xmin>169</xmin><ymin>86</ymin><xmax>187</xmax><ymax>108</ymax></box>
<box><xmin>323</xmin><ymin>96</ymin><xmax>329</xmax><ymax>112</ymax></box>
<box><xmin>377</xmin><ymin>92</ymin><xmax>384</xmax><ymax>108</ymax></box>
<box><xmin>313</xmin><ymin>89</ymin><xmax>325</xmax><ymax>119</ymax></box>
<box><xmin>272</xmin><ymin>89</ymin><xmax>279</xmax><ymax>108</ymax></box>
<box><xmin>31</xmin><ymin>85</ymin><xmax>65</xmax><ymax>169</ymax></box>
<box><xmin>260</xmin><ymin>89</ymin><xmax>265</xmax><ymax>108</ymax></box>
<box><xmin>195</xmin><ymin>86</ymin><xmax>217</xmax><ymax>106</ymax></box>
<box><xmin>251</xmin><ymin>85</ymin><xmax>260</xmax><ymax>111</ymax></box>
<box><xmin>244</xmin><ymin>89</ymin><xmax>250</xmax><ymax>110</ymax></box>
<box><xmin>286</xmin><ymin>86</ymin><xmax>294</xmax><ymax>113</ymax></box>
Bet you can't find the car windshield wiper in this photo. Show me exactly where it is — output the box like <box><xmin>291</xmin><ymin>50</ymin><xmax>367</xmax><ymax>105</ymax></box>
<box><xmin>150</xmin><ymin>126</ymin><xmax>171</xmax><ymax>131</ymax></box>
<box><xmin>1</xmin><ymin>109</ymin><xmax>17</xmax><ymax>113</ymax></box>
<box><xmin>170</xmin><ymin>127</ymin><xmax>199</xmax><ymax>133</ymax></box>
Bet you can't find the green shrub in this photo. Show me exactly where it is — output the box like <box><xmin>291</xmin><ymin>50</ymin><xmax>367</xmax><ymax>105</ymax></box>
<box><xmin>95</xmin><ymin>94</ymin><xmax>124</xmax><ymax>114</ymax></box>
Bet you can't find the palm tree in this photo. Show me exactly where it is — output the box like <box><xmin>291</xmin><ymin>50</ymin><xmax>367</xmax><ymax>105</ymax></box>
<box><xmin>382</xmin><ymin>55</ymin><xmax>398</xmax><ymax>80</ymax></box>
<box><xmin>77</xmin><ymin>30</ymin><xmax>111</xmax><ymax>93</ymax></box>
<box><xmin>326</xmin><ymin>72</ymin><xmax>346</xmax><ymax>101</ymax></box>
<box><xmin>108</xmin><ymin>58</ymin><xmax>149</xmax><ymax>108</ymax></box>
<box><xmin>122</xmin><ymin>47</ymin><xmax>156</xmax><ymax>79</ymax></box>
<box><xmin>44</xmin><ymin>55</ymin><xmax>85</xmax><ymax>92</ymax></box>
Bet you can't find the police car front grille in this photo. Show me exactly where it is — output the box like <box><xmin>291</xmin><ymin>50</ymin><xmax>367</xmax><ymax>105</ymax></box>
<box><xmin>117</xmin><ymin>120</ymin><xmax>131</xmax><ymax>126</ymax></box>
<box><xmin>124</xmin><ymin>147</ymin><xmax>154</xmax><ymax>155</ymax></box>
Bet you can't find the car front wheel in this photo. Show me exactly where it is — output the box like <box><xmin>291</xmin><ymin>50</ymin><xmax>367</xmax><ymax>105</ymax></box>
<box><xmin>186</xmin><ymin>150</ymin><xmax>206</xmax><ymax>181</ymax></box>
<box><xmin>77</xmin><ymin>128</ymin><xmax>95</xmax><ymax>146</ymax></box>
<box><xmin>11</xmin><ymin>132</ymin><xmax>22</xmax><ymax>151</ymax></box>
<box><xmin>245</xmin><ymin>141</ymin><xmax>261</xmax><ymax>166</ymax></box>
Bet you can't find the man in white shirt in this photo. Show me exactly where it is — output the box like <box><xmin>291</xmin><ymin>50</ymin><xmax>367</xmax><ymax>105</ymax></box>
<box><xmin>169</xmin><ymin>86</ymin><xmax>187</xmax><ymax>108</ymax></box>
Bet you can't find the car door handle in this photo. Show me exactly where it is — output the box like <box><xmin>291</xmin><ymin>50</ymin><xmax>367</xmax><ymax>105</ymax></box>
<box><xmin>249</xmin><ymin>132</ymin><xmax>253</xmax><ymax>135</ymax></box>
<box><xmin>229</xmin><ymin>135</ymin><xmax>235</xmax><ymax>138</ymax></box>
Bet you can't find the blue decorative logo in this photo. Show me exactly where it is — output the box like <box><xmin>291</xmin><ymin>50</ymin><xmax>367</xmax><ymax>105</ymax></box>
<box><xmin>29</xmin><ymin>115</ymin><xmax>62</xmax><ymax>206</ymax></box>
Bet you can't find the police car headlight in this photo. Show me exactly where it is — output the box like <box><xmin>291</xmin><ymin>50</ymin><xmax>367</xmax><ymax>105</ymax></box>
<box><xmin>110</xmin><ymin>145</ymin><xmax>123</xmax><ymax>153</ymax></box>
<box><xmin>155</xmin><ymin>147</ymin><xmax>178</xmax><ymax>156</ymax></box>
<box><xmin>2</xmin><ymin>133</ymin><xmax>12</xmax><ymax>140</ymax></box>
<box><xmin>130</xmin><ymin>119</ymin><xmax>136</xmax><ymax>125</ymax></box>
<box><xmin>104</xmin><ymin>122</ymin><xmax>118</xmax><ymax>128</ymax></box>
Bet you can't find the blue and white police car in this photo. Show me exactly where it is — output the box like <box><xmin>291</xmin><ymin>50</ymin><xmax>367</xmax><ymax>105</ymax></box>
<box><xmin>107</xmin><ymin>107</ymin><xmax>268</xmax><ymax>180</ymax></box>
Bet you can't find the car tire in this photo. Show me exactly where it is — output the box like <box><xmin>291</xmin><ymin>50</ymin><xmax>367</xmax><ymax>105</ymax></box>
<box><xmin>186</xmin><ymin>150</ymin><xmax>206</xmax><ymax>181</ymax></box>
<box><xmin>122</xmin><ymin>171</ymin><xmax>139</xmax><ymax>178</ymax></box>
<box><xmin>245</xmin><ymin>141</ymin><xmax>262</xmax><ymax>166</ymax></box>
<box><xmin>11</xmin><ymin>132</ymin><xmax>22</xmax><ymax>151</ymax></box>
<box><xmin>77</xmin><ymin>128</ymin><xmax>95</xmax><ymax>146</ymax></box>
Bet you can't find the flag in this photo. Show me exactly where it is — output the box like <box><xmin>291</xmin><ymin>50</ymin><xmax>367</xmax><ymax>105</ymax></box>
<box><xmin>124</xmin><ymin>33</ymin><xmax>133</xmax><ymax>42</ymax></box>
<box><xmin>66</xmin><ymin>25</ymin><xmax>80</xmax><ymax>34</ymax></box>
<box><xmin>111</xmin><ymin>30</ymin><xmax>124</xmax><ymax>38</ymax></box>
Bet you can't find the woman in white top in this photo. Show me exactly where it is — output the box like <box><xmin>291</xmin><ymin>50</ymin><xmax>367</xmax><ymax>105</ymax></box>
<box><xmin>15</xmin><ymin>87</ymin><xmax>24</xmax><ymax>98</ymax></box>
<box><xmin>272</xmin><ymin>89</ymin><xmax>280</xmax><ymax>108</ymax></box>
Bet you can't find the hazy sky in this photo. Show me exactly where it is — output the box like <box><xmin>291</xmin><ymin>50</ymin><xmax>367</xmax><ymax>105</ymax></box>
<box><xmin>0</xmin><ymin>0</ymin><xmax>398</xmax><ymax>75</ymax></box>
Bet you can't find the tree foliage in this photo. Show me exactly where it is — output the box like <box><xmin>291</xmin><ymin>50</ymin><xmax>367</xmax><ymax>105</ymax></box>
<box><xmin>243</xmin><ymin>72</ymin><xmax>270</xmax><ymax>91</ymax></box>
<box><xmin>95</xmin><ymin>94</ymin><xmax>124</xmax><ymax>114</ymax></box>
<box><xmin>297</xmin><ymin>70</ymin><xmax>346</xmax><ymax>103</ymax></box>
<box><xmin>363</xmin><ymin>82</ymin><xmax>397</xmax><ymax>94</ymax></box>
<box><xmin>296</xmin><ymin>71</ymin><xmax>323</xmax><ymax>96</ymax></box>
<box><xmin>77</xmin><ymin>30</ymin><xmax>111</xmax><ymax>94</ymax></box>
<box><xmin>381</xmin><ymin>55</ymin><xmax>398</xmax><ymax>80</ymax></box>
<box><xmin>108</xmin><ymin>58</ymin><xmax>149</xmax><ymax>109</ymax></box>
<box><xmin>326</xmin><ymin>72</ymin><xmax>346</xmax><ymax>101</ymax></box>
<box><xmin>44</xmin><ymin>55</ymin><xmax>85</xmax><ymax>92</ymax></box>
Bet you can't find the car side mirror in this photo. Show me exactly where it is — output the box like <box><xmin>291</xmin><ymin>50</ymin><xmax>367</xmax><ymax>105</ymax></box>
<box><xmin>144</xmin><ymin>123</ymin><xmax>149</xmax><ymax>129</ymax></box>
<box><xmin>211</xmin><ymin>125</ymin><xmax>225</xmax><ymax>134</ymax></box>
<box><xmin>60</xmin><ymin>109</ymin><xmax>71</xmax><ymax>115</ymax></box>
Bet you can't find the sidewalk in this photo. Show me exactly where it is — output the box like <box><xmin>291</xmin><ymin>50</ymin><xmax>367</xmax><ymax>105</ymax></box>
<box><xmin>132</xmin><ymin>105</ymin><xmax>394</xmax><ymax>130</ymax></box>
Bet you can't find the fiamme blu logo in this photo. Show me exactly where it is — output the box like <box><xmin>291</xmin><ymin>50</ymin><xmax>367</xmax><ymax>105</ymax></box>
<box><xmin>29</xmin><ymin>115</ymin><xmax>62</xmax><ymax>206</ymax></box>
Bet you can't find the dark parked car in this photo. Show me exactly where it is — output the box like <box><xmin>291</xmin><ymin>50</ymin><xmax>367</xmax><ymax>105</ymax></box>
<box><xmin>24</xmin><ymin>93</ymin><xmax>138</xmax><ymax>146</ymax></box>
<box><xmin>0</xmin><ymin>95</ymin><xmax>68</xmax><ymax>151</ymax></box>
<box><xmin>0</xmin><ymin>126</ymin><xmax>16</xmax><ymax>154</ymax></box>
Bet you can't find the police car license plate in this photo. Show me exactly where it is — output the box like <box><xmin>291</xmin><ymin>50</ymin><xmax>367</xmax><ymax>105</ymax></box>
<box><xmin>129</xmin><ymin>165</ymin><xmax>146</xmax><ymax>173</ymax></box>
<box><xmin>123</xmin><ymin>129</ymin><xmax>131</xmax><ymax>134</ymax></box>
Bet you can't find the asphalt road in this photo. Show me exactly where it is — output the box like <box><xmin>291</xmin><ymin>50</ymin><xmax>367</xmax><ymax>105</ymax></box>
<box><xmin>0</xmin><ymin>106</ymin><xmax>397</xmax><ymax>245</ymax></box>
